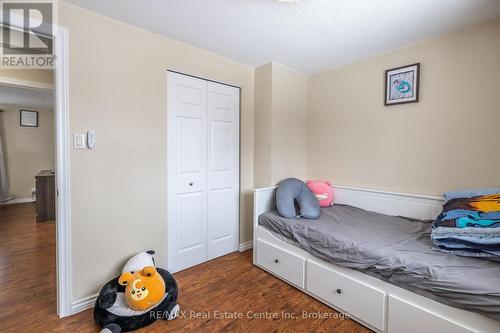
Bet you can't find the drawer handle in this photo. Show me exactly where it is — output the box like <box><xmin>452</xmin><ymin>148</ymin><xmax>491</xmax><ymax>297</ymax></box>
<box><xmin>336</xmin><ymin>289</ymin><xmax>342</xmax><ymax>295</ymax></box>
<box><xmin>274</xmin><ymin>259</ymin><xmax>279</xmax><ymax>264</ymax></box>
<box><xmin>189</xmin><ymin>182</ymin><xmax>194</xmax><ymax>186</ymax></box>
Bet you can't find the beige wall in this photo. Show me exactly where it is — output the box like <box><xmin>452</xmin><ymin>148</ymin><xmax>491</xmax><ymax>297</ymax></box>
<box><xmin>271</xmin><ymin>63</ymin><xmax>308</xmax><ymax>184</ymax></box>
<box><xmin>254</xmin><ymin>64</ymin><xmax>272</xmax><ymax>187</ymax></box>
<box><xmin>254</xmin><ymin>62</ymin><xmax>308</xmax><ymax>187</ymax></box>
<box><xmin>0</xmin><ymin>106</ymin><xmax>54</xmax><ymax>198</ymax></box>
<box><xmin>60</xmin><ymin>3</ymin><xmax>254</xmax><ymax>301</ymax></box>
<box><xmin>308</xmin><ymin>19</ymin><xmax>500</xmax><ymax>196</ymax></box>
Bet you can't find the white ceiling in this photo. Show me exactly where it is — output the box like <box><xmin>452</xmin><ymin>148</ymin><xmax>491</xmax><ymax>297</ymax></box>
<box><xmin>64</xmin><ymin>0</ymin><xmax>500</xmax><ymax>74</ymax></box>
<box><xmin>0</xmin><ymin>85</ymin><xmax>53</xmax><ymax>111</ymax></box>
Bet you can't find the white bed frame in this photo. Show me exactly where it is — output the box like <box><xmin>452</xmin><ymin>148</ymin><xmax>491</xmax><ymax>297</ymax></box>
<box><xmin>253</xmin><ymin>185</ymin><xmax>500</xmax><ymax>333</ymax></box>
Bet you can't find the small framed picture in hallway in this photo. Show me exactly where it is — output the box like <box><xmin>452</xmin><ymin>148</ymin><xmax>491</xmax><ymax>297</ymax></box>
<box><xmin>20</xmin><ymin>110</ymin><xmax>39</xmax><ymax>127</ymax></box>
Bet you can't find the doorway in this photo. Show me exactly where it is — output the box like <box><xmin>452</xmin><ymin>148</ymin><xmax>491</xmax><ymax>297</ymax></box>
<box><xmin>0</xmin><ymin>73</ymin><xmax>57</xmax><ymax>323</ymax></box>
<box><xmin>167</xmin><ymin>71</ymin><xmax>241</xmax><ymax>272</ymax></box>
<box><xmin>0</xmin><ymin>26</ymin><xmax>70</xmax><ymax>318</ymax></box>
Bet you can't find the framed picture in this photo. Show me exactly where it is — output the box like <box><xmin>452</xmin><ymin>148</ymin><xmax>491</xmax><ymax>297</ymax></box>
<box><xmin>20</xmin><ymin>110</ymin><xmax>39</xmax><ymax>127</ymax></box>
<box><xmin>384</xmin><ymin>63</ymin><xmax>420</xmax><ymax>106</ymax></box>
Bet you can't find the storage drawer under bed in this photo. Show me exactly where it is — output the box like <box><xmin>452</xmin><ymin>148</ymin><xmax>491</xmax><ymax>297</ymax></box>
<box><xmin>306</xmin><ymin>259</ymin><xmax>386</xmax><ymax>332</ymax></box>
<box><xmin>256</xmin><ymin>239</ymin><xmax>305</xmax><ymax>288</ymax></box>
<box><xmin>388</xmin><ymin>295</ymin><xmax>474</xmax><ymax>333</ymax></box>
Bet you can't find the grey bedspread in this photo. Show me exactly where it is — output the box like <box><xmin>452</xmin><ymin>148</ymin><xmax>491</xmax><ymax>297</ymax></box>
<box><xmin>258</xmin><ymin>204</ymin><xmax>500</xmax><ymax>321</ymax></box>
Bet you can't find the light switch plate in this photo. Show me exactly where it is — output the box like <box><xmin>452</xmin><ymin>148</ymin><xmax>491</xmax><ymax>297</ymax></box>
<box><xmin>73</xmin><ymin>133</ymin><xmax>86</xmax><ymax>149</ymax></box>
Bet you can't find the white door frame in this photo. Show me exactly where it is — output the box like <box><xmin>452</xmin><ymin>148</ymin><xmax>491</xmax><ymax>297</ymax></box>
<box><xmin>54</xmin><ymin>26</ymin><xmax>72</xmax><ymax>318</ymax></box>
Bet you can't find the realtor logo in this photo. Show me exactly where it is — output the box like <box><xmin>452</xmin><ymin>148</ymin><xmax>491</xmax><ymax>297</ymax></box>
<box><xmin>1</xmin><ymin>0</ymin><xmax>55</xmax><ymax>68</ymax></box>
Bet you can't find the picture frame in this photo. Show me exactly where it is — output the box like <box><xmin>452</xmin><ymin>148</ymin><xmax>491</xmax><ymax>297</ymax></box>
<box><xmin>20</xmin><ymin>110</ymin><xmax>39</xmax><ymax>127</ymax></box>
<box><xmin>384</xmin><ymin>63</ymin><xmax>420</xmax><ymax>106</ymax></box>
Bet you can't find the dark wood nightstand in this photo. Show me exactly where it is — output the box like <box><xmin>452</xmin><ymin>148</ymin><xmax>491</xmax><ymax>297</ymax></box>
<box><xmin>35</xmin><ymin>170</ymin><xmax>55</xmax><ymax>222</ymax></box>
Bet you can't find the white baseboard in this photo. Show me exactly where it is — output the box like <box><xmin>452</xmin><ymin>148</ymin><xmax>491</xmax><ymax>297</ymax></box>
<box><xmin>71</xmin><ymin>293</ymin><xmax>98</xmax><ymax>315</ymax></box>
<box><xmin>238</xmin><ymin>241</ymin><xmax>253</xmax><ymax>252</ymax></box>
<box><xmin>0</xmin><ymin>197</ymin><xmax>35</xmax><ymax>205</ymax></box>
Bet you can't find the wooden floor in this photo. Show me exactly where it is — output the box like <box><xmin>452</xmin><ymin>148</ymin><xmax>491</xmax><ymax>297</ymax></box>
<box><xmin>0</xmin><ymin>203</ymin><xmax>372</xmax><ymax>333</ymax></box>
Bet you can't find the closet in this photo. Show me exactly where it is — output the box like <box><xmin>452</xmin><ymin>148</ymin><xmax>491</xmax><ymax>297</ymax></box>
<box><xmin>167</xmin><ymin>71</ymin><xmax>240</xmax><ymax>272</ymax></box>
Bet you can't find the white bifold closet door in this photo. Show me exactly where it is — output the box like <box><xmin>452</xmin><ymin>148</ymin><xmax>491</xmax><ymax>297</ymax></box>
<box><xmin>167</xmin><ymin>71</ymin><xmax>240</xmax><ymax>273</ymax></box>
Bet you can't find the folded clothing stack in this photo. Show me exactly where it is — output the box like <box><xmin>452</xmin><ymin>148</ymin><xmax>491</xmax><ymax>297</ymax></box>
<box><xmin>431</xmin><ymin>188</ymin><xmax>500</xmax><ymax>259</ymax></box>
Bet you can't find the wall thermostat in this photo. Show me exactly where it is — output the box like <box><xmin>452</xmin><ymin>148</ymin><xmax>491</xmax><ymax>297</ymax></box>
<box><xmin>87</xmin><ymin>130</ymin><xmax>96</xmax><ymax>149</ymax></box>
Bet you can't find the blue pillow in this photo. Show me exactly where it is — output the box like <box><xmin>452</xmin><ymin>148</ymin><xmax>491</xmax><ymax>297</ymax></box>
<box><xmin>444</xmin><ymin>188</ymin><xmax>500</xmax><ymax>202</ymax></box>
<box><xmin>276</xmin><ymin>178</ymin><xmax>320</xmax><ymax>219</ymax></box>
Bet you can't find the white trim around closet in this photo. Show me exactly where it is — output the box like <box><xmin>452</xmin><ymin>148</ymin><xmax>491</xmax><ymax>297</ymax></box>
<box><xmin>166</xmin><ymin>70</ymin><xmax>241</xmax><ymax>273</ymax></box>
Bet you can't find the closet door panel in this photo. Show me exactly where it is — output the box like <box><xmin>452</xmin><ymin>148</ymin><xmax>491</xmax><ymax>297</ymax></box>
<box><xmin>208</xmin><ymin>120</ymin><xmax>233</xmax><ymax>187</ymax></box>
<box><xmin>210</xmin><ymin>188</ymin><xmax>233</xmax><ymax>241</ymax></box>
<box><xmin>178</xmin><ymin>192</ymin><xmax>205</xmax><ymax>251</ymax></box>
<box><xmin>176</xmin><ymin>116</ymin><xmax>205</xmax><ymax>194</ymax></box>
<box><xmin>167</xmin><ymin>72</ymin><xmax>208</xmax><ymax>272</ymax></box>
<box><xmin>207</xmin><ymin>82</ymin><xmax>240</xmax><ymax>259</ymax></box>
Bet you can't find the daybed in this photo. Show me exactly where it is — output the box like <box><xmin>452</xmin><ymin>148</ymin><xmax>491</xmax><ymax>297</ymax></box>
<box><xmin>253</xmin><ymin>186</ymin><xmax>500</xmax><ymax>333</ymax></box>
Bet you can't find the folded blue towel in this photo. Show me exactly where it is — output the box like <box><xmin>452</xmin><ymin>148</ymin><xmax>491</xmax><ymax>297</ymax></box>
<box><xmin>444</xmin><ymin>188</ymin><xmax>500</xmax><ymax>202</ymax></box>
<box><xmin>438</xmin><ymin>209</ymin><xmax>500</xmax><ymax>221</ymax></box>
<box><xmin>431</xmin><ymin>227</ymin><xmax>500</xmax><ymax>258</ymax></box>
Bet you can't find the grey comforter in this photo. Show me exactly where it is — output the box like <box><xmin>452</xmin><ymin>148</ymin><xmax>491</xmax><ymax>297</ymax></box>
<box><xmin>259</xmin><ymin>204</ymin><xmax>500</xmax><ymax>321</ymax></box>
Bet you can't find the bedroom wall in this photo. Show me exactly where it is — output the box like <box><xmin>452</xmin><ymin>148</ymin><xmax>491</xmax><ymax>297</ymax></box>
<box><xmin>0</xmin><ymin>106</ymin><xmax>54</xmax><ymax>198</ymax></box>
<box><xmin>60</xmin><ymin>2</ymin><xmax>254</xmax><ymax>302</ymax></box>
<box><xmin>308</xmin><ymin>18</ymin><xmax>500</xmax><ymax>196</ymax></box>
<box><xmin>271</xmin><ymin>63</ymin><xmax>308</xmax><ymax>184</ymax></box>
<box><xmin>254</xmin><ymin>62</ymin><xmax>308</xmax><ymax>187</ymax></box>
<box><xmin>254</xmin><ymin>63</ymin><xmax>273</xmax><ymax>187</ymax></box>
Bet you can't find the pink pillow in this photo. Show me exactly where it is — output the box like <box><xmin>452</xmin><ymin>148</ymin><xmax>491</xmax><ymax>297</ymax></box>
<box><xmin>306</xmin><ymin>180</ymin><xmax>334</xmax><ymax>207</ymax></box>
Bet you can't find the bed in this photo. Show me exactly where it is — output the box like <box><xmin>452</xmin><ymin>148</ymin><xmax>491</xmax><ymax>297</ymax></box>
<box><xmin>253</xmin><ymin>186</ymin><xmax>500</xmax><ymax>333</ymax></box>
<box><xmin>259</xmin><ymin>205</ymin><xmax>500</xmax><ymax>321</ymax></box>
